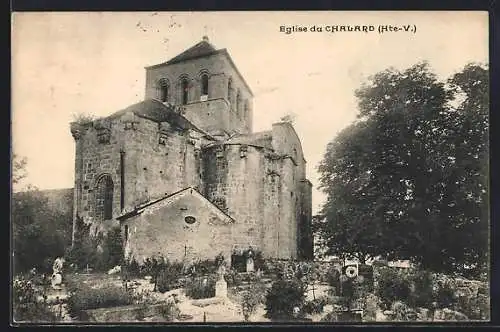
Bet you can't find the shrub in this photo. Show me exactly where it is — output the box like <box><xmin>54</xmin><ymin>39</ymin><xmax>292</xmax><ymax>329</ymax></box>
<box><xmin>264</xmin><ymin>279</ymin><xmax>306</xmax><ymax>321</ymax></box>
<box><xmin>189</xmin><ymin>259</ymin><xmax>218</xmax><ymax>277</ymax></box>
<box><xmin>391</xmin><ymin>301</ymin><xmax>417</xmax><ymax>321</ymax></box>
<box><xmin>13</xmin><ymin>274</ymin><xmax>59</xmax><ymax>323</ymax></box>
<box><xmin>240</xmin><ymin>280</ymin><xmax>267</xmax><ymax>321</ymax></box>
<box><xmin>376</xmin><ymin>268</ymin><xmax>412</xmax><ymax>310</ymax></box>
<box><xmin>156</xmin><ymin>261</ymin><xmax>184</xmax><ymax>293</ymax></box>
<box><xmin>159</xmin><ymin>302</ymin><xmax>180</xmax><ymax>321</ymax></box>
<box><xmin>66</xmin><ymin>283</ymin><xmax>134</xmax><ymax>320</ymax></box>
<box><xmin>320</xmin><ymin>311</ymin><xmax>339</xmax><ymax>322</ymax></box>
<box><xmin>184</xmin><ymin>275</ymin><xmax>217</xmax><ymax>299</ymax></box>
<box><xmin>302</xmin><ymin>296</ymin><xmax>328</xmax><ymax>315</ymax></box>
<box><xmin>326</xmin><ymin>267</ymin><xmax>341</xmax><ymax>296</ymax></box>
<box><xmin>435</xmin><ymin>279</ymin><xmax>457</xmax><ymax>309</ymax></box>
<box><xmin>362</xmin><ymin>293</ymin><xmax>380</xmax><ymax>322</ymax></box>
<box><xmin>122</xmin><ymin>258</ymin><xmax>141</xmax><ymax>280</ymax></box>
<box><xmin>409</xmin><ymin>270</ymin><xmax>434</xmax><ymax>308</ymax></box>
<box><xmin>224</xmin><ymin>268</ymin><xmax>242</xmax><ymax>287</ymax></box>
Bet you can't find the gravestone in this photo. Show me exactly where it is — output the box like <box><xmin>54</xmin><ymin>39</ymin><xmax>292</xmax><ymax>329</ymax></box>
<box><xmin>215</xmin><ymin>265</ymin><xmax>227</xmax><ymax>298</ymax></box>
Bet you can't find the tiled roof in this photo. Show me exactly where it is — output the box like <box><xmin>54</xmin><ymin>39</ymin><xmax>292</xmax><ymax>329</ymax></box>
<box><xmin>166</xmin><ymin>40</ymin><xmax>218</xmax><ymax>65</ymax></box>
<box><xmin>107</xmin><ymin>99</ymin><xmax>213</xmax><ymax>138</ymax></box>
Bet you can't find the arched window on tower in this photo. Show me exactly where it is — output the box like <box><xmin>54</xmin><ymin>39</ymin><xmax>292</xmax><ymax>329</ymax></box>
<box><xmin>201</xmin><ymin>74</ymin><xmax>209</xmax><ymax>97</ymax></box>
<box><xmin>181</xmin><ymin>78</ymin><xmax>189</xmax><ymax>105</ymax></box>
<box><xmin>157</xmin><ymin>79</ymin><xmax>169</xmax><ymax>102</ymax></box>
<box><xmin>95</xmin><ymin>174</ymin><xmax>114</xmax><ymax>221</ymax></box>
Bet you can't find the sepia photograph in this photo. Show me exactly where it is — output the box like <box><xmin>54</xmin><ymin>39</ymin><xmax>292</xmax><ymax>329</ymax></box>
<box><xmin>11</xmin><ymin>11</ymin><xmax>489</xmax><ymax>324</ymax></box>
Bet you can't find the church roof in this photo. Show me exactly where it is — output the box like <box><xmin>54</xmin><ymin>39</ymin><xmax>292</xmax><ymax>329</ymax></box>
<box><xmin>116</xmin><ymin>187</ymin><xmax>235</xmax><ymax>223</ymax></box>
<box><xmin>107</xmin><ymin>99</ymin><xmax>214</xmax><ymax>139</ymax></box>
<box><xmin>166</xmin><ymin>39</ymin><xmax>218</xmax><ymax>65</ymax></box>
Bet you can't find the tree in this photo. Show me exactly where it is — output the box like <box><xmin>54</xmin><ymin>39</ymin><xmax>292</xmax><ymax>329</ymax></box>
<box><xmin>12</xmin><ymin>187</ymin><xmax>73</xmax><ymax>273</ymax></box>
<box><xmin>11</xmin><ymin>157</ymin><xmax>73</xmax><ymax>273</ymax></box>
<box><xmin>317</xmin><ymin>62</ymin><xmax>488</xmax><ymax>277</ymax></box>
<box><xmin>12</xmin><ymin>154</ymin><xmax>27</xmax><ymax>187</ymax></box>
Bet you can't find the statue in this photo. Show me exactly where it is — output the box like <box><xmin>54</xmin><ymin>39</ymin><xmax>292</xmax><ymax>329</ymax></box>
<box><xmin>246</xmin><ymin>247</ymin><xmax>255</xmax><ymax>272</ymax></box>
<box><xmin>51</xmin><ymin>257</ymin><xmax>65</xmax><ymax>290</ymax></box>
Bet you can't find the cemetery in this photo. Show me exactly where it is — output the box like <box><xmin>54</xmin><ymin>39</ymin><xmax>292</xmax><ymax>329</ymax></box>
<box><xmin>13</xmin><ymin>251</ymin><xmax>490</xmax><ymax>323</ymax></box>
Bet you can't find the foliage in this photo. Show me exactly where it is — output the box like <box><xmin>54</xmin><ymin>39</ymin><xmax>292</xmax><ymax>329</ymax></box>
<box><xmin>71</xmin><ymin>113</ymin><xmax>97</xmax><ymax>126</ymax></box>
<box><xmin>391</xmin><ymin>300</ymin><xmax>417</xmax><ymax>321</ymax></box>
<box><xmin>184</xmin><ymin>275</ymin><xmax>217</xmax><ymax>299</ymax></box>
<box><xmin>224</xmin><ymin>268</ymin><xmax>242</xmax><ymax>287</ymax></box>
<box><xmin>326</xmin><ymin>267</ymin><xmax>341</xmax><ymax>296</ymax></box>
<box><xmin>231</xmin><ymin>248</ymin><xmax>265</xmax><ymax>272</ymax></box>
<box><xmin>362</xmin><ymin>293</ymin><xmax>380</xmax><ymax>322</ymax></box>
<box><xmin>264</xmin><ymin>279</ymin><xmax>306</xmax><ymax>320</ymax></box>
<box><xmin>376</xmin><ymin>268</ymin><xmax>412</xmax><ymax>310</ymax></box>
<box><xmin>12</xmin><ymin>273</ymin><xmax>59</xmax><ymax>323</ymax></box>
<box><xmin>240</xmin><ymin>279</ymin><xmax>267</xmax><ymax>321</ymax></box>
<box><xmin>156</xmin><ymin>261</ymin><xmax>184</xmax><ymax>293</ymax></box>
<box><xmin>122</xmin><ymin>258</ymin><xmax>141</xmax><ymax>280</ymax></box>
<box><xmin>66</xmin><ymin>282</ymin><xmax>134</xmax><ymax>320</ymax></box>
<box><xmin>410</xmin><ymin>270</ymin><xmax>435</xmax><ymax>308</ymax></box>
<box><xmin>102</xmin><ymin>227</ymin><xmax>124</xmax><ymax>268</ymax></box>
<box><xmin>12</xmin><ymin>185</ymin><xmax>73</xmax><ymax>274</ymax></box>
<box><xmin>455</xmin><ymin>293</ymin><xmax>489</xmax><ymax>320</ymax></box>
<box><xmin>302</xmin><ymin>296</ymin><xmax>328</xmax><ymax>315</ymax></box>
<box><xmin>189</xmin><ymin>258</ymin><xmax>218</xmax><ymax>277</ymax></box>
<box><xmin>65</xmin><ymin>218</ymin><xmax>123</xmax><ymax>272</ymax></box>
<box><xmin>158</xmin><ymin>302</ymin><xmax>181</xmax><ymax>322</ymax></box>
<box><xmin>12</xmin><ymin>154</ymin><xmax>27</xmax><ymax>187</ymax></box>
<box><xmin>435</xmin><ymin>279</ymin><xmax>457</xmax><ymax>309</ymax></box>
<box><xmin>317</xmin><ymin>62</ymin><xmax>489</xmax><ymax>277</ymax></box>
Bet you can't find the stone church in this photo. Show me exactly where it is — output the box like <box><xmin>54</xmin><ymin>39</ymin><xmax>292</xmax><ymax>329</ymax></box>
<box><xmin>70</xmin><ymin>37</ymin><xmax>313</xmax><ymax>264</ymax></box>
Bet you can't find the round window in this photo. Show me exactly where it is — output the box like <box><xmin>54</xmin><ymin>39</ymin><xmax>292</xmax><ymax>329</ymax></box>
<box><xmin>185</xmin><ymin>216</ymin><xmax>196</xmax><ymax>224</ymax></box>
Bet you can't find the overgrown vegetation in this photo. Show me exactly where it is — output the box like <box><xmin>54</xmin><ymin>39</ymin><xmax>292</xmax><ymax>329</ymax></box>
<box><xmin>184</xmin><ymin>275</ymin><xmax>217</xmax><ymax>299</ymax></box>
<box><xmin>239</xmin><ymin>278</ymin><xmax>267</xmax><ymax>321</ymax></box>
<box><xmin>65</xmin><ymin>218</ymin><xmax>124</xmax><ymax>273</ymax></box>
<box><xmin>264</xmin><ymin>279</ymin><xmax>306</xmax><ymax>321</ymax></box>
<box><xmin>13</xmin><ymin>273</ymin><xmax>60</xmax><ymax>323</ymax></box>
<box><xmin>12</xmin><ymin>155</ymin><xmax>73</xmax><ymax>274</ymax></box>
<box><xmin>66</xmin><ymin>281</ymin><xmax>134</xmax><ymax>320</ymax></box>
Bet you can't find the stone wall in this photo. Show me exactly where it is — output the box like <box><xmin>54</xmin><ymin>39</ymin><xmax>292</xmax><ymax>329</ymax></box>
<box><xmin>122</xmin><ymin>192</ymin><xmax>233</xmax><ymax>264</ymax></box>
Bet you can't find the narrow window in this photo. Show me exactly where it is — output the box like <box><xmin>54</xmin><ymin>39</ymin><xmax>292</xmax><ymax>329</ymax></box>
<box><xmin>124</xmin><ymin>225</ymin><xmax>129</xmax><ymax>242</ymax></box>
<box><xmin>201</xmin><ymin>74</ymin><xmax>209</xmax><ymax>96</ymax></box>
<box><xmin>95</xmin><ymin>174</ymin><xmax>114</xmax><ymax>221</ymax></box>
<box><xmin>181</xmin><ymin>78</ymin><xmax>189</xmax><ymax>105</ymax></box>
<box><xmin>236</xmin><ymin>90</ymin><xmax>241</xmax><ymax>116</ymax></box>
<box><xmin>158</xmin><ymin>79</ymin><xmax>169</xmax><ymax>102</ymax></box>
<box><xmin>227</xmin><ymin>78</ymin><xmax>233</xmax><ymax>100</ymax></box>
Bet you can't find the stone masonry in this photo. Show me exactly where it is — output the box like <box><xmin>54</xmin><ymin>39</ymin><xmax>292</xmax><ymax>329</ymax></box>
<box><xmin>70</xmin><ymin>37</ymin><xmax>314</xmax><ymax>263</ymax></box>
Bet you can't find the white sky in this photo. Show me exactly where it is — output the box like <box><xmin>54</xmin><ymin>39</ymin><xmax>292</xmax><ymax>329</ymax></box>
<box><xmin>11</xmin><ymin>11</ymin><xmax>488</xmax><ymax>214</ymax></box>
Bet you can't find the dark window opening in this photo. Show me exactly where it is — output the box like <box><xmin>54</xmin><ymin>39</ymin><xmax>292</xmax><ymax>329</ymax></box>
<box><xmin>236</xmin><ymin>91</ymin><xmax>241</xmax><ymax>115</ymax></box>
<box><xmin>124</xmin><ymin>225</ymin><xmax>129</xmax><ymax>242</ymax></box>
<box><xmin>160</xmin><ymin>86</ymin><xmax>169</xmax><ymax>102</ymax></box>
<box><xmin>201</xmin><ymin>74</ymin><xmax>209</xmax><ymax>96</ymax></box>
<box><xmin>227</xmin><ymin>78</ymin><xmax>233</xmax><ymax>100</ymax></box>
<box><xmin>185</xmin><ymin>216</ymin><xmax>196</xmax><ymax>224</ymax></box>
<box><xmin>95</xmin><ymin>174</ymin><xmax>114</xmax><ymax>221</ymax></box>
<box><xmin>181</xmin><ymin>78</ymin><xmax>189</xmax><ymax>105</ymax></box>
